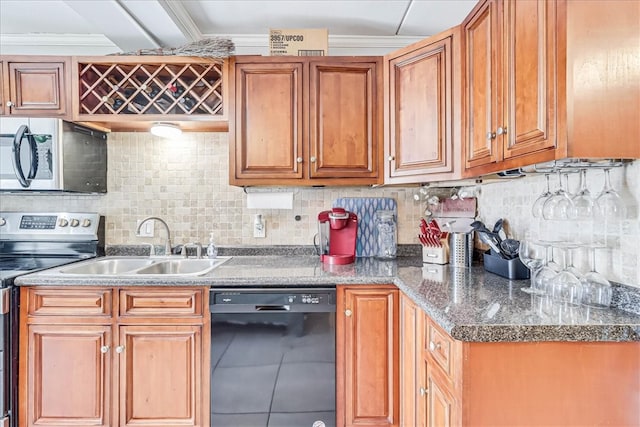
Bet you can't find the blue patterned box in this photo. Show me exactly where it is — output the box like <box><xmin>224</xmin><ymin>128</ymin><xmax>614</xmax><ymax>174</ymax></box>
<box><xmin>333</xmin><ymin>197</ymin><xmax>397</xmax><ymax>257</ymax></box>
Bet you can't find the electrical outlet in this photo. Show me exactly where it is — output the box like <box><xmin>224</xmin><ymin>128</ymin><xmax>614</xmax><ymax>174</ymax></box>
<box><xmin>136</xmin><ymin>219</ymin><xmax>154</xmax><ymax>237</ymax></box>
<box><xmin>253</xmin><ymin>215</ymin><xmax>266</xmax><ymax>238</ymax></box>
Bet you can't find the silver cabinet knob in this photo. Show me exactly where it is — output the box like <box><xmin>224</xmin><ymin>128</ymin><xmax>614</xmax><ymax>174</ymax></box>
<box><xmin>497</xmin><ymin>126</ymin><xmax>507</xmax><ymax>135</ymax></box>
<box><xmin>6</xmin><ymin>101</ymin><xmax>14</xmax><ymax>107</ymax></box>
<box><xmin>388</xmin><ymin>156</ymin><xmax>395</xmax><ymax>161</ymax></box>
<box><xmin>310</xmin><ymin>156</ymin><xmax>317</xmax><ymax>163</ymax></box>
<box><xmin>344</xmin><ymin>309</ymin><xmax>352</xmax><ymax>317</ymax></box>
<box><xmin>486</xmin><ymin>132</ymin><xmax>496</xmax><ymax>140</ymax></box>
<box><xmin>100</xmin><ymin>345</ymin><xmax>110</xmax><ymax>354</ymax></box>
<box><xmin>115</xmin><ymin>345</ymin><xmax>125</xmax><ymax>353</ymax></box>
<box><xmin>419</xmin><ymin>387</ymin><xmax>429</xmax><ymax>396</ymax></box>
<box><xmin>296</xmin><ymin>157</ymin><xmax>303</xmax><ymax>163</ymax></box>
<box><xmin>429</xmin><ymin>341</ymin><xmax>441</xmax><ymax>351</ymax></box>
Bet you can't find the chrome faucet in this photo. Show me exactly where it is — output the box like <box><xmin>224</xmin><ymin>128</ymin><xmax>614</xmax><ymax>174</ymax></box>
<box><xmin>137</xmin><ymin>217</ymin><xmax>172</xmax><ymax>256</ymax></box>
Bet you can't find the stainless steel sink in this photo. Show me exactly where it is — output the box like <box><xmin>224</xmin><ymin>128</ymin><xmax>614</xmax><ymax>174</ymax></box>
<box><xmin>134</xmin><ymin>259</ymin><xmax>228</xmax><ymax>276</ymax></box>
<box><xmin>56</xmin><ymin>256</ymin><xmax>231</xmax><ymax>276</ymax></box>
<box><xmin>60</xmin><ymin>258</ymin><xmax>156</xmax><ymax>275</ymax></box>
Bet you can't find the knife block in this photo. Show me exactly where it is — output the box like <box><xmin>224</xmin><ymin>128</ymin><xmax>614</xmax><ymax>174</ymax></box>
<box><xmin>422</xmin><ymin>245</ymin><xmax>448</xmax><ymax>265</ymax></box>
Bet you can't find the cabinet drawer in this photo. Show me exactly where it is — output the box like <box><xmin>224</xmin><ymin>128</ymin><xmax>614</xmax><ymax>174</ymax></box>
<box><xmin>26</xmin><ymin>288</ymin><xmax>112</xmax><ymax>317</ymax></box>
<box><xmin>425</xmin><ymin>318</ymin><xmax>459</xmax><ymax>381</ymax></box>
<box><xmin>119</xmin><ymin>288</ymin><xmax>203</xmax><ymax>318</ymax></box>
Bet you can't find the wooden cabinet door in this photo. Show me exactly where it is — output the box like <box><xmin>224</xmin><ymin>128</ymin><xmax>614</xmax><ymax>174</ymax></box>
<box><xmin>502</xmin><ymin>0</ymin><xmax>557</xmax><ymax>159</ymax></box>
<box><xmin>119</xmin><ymin>325</ymin><xmax>203</xmax><ymax>427</ymax></box>
<box><xmin>424</xmin><ymin>363</ymin><xmax>457</xmax><ymax>427</ymax></box>
<box><xmin>400</xmin><ymin>294</ymin><xmax>426</xmax><ymax>427</ymax></box>
<box><xmin>230</xmin><ymin>60</ymin><xmax>305</xmax><ymax>182</ymax></box>
<box><xmin>23</xmin><ymin>324</ymin><xmax>112</xmax><ymax>427</ymax></box>
<box><xmin>463</xmin><ymin>0</ymin><xmax>502</xmax><ymax>169</ymax></box>
<box><xmin>309</xmin><ymin>59</ymin><xmax>380</xmax><ymax>180</ymax></box>
<box><xmin>6</xmin><ymin>61</ymin><xmax>68</xmax><ymax>116</ymax></box>
<box><xmin>386</xmin><ymin>32</ymin><xmax>455</xmax><ymax>182</ymax></box>
<box><xmin>337</xmin><ymin>286</ymin><xmax>399</xmax><ymax>427</ymax></box>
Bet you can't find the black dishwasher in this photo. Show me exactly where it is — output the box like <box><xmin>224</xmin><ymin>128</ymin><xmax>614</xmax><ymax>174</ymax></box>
<box><xmin>210</xmin><ymin>288</ymin><xmax>336</xmax><ymax>427</ymax></box>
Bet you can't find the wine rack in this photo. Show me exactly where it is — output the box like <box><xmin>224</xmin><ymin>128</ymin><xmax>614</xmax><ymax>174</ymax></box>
<box><xmin>76</xmin><ymin>58</ymin><xmax>225</xmax><ymax>118</ymax></box>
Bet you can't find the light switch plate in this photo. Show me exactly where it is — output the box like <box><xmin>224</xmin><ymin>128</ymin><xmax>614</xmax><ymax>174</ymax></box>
<box><xmin>136</xmin><ymin>219</ymin><xmax>154</xmax><ymax>237</ymax></box>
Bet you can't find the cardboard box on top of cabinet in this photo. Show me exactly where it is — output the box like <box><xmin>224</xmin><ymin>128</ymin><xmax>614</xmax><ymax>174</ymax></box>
<box><xmin>269</xmin><ymin>28</ymin><xmax>328</xmax><ymax>56</ymax></box>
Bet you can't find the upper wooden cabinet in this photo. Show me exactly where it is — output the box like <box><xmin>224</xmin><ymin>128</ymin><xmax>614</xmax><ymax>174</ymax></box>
<box><xmin>229</xmin><ymin>56</ymin><xmax>382</xmax><ymax>186</ymax></box>
<box><xmin>0</xmin><ymin>56</ymin><xmax>71</xmax><ymax>118</ymax></box>
<box><xmin>72</xmin><ymin>56</ymin><xmax>228</xmax><ymax>132</ymax></box>
<box><xmin>462</xmin><ymin>0</ymin><xmax>557</xmax><ymax>176</ymax></box>
<box><xmin>337</xmin><ymin>285</ymin><xmax>399</xmax><ymax>427</ymax></box>
<box><xmin>462</xmin><ymin>0</ymin><xmax>639</xmax><ymax>177</ymax></box>
<box><xmin>384</xmin><ymin>26</ymin><xmax>462</xmax><ymax>184</ymax></box>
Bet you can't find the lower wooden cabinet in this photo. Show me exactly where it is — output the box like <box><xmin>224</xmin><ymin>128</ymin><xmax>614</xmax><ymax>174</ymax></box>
<box><xmin>20</xmin><ymin>287</ymin><xmax>209</xmax><ymax>427</ymax></box>
<box><xmin>337</xmin><ymin>285</ymin><xmax>399</xmax><ymax>427</ymax></box>
<box><xmin>399</xmin><ymin>291</ymin><xmax>640</xmax><ymax>427</ymax></box>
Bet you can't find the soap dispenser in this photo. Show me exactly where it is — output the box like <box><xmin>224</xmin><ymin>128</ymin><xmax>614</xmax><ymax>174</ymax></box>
<box><xmin>206</xmin><ymin>232</ymin><xmax>218</xmax><ymax>259</ymax></box>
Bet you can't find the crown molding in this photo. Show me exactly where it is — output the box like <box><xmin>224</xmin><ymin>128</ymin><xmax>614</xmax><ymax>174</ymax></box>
<box><xmin>223</xmin><ymin>33</ymin><xmax>424</xmax><ymax>49</ymax></box>
<box><xmin>157</xmin><ymin>0</ymin><xmax>202</xmax><ymax>42</ymax></box>
<box><xmin>0</xmin><ymin>33</ymin><xmax>116</xmax><ymax>47</ymax></box>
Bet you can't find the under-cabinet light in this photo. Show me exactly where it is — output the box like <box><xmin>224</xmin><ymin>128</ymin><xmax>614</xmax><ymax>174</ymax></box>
<box><xmin>150</xmin><ymin>122</ymin><xmax>182</xmax><ymax>139</ymax></box>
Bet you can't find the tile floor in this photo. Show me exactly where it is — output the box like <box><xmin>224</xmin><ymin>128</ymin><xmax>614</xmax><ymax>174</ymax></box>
<box><xmin>211</xmin><ymin>313</ymin><xmax>336</xmax><ymax>427</ymax></box>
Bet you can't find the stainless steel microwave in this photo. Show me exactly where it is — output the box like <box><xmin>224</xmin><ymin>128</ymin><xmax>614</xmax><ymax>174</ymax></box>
<box><xmin>0</xmin><ymin>118</ymin><xmax>107</xmax><ymax>192</ymax></box>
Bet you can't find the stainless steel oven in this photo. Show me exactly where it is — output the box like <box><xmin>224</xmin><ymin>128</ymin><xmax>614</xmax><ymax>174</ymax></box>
<box><xmin>0</xmin><ymin>211</ymin><xmax>104</xmax><ymax>427</ymax></box>
<box><xmin>210</xmin><ymin>288</ymin><xmax>336</xmax><ymax>427</ymax></box>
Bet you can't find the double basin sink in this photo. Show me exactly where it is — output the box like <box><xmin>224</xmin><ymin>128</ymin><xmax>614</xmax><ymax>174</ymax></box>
<box><xmin>58</xmin><ymin>256</ymin><xmax>231</xmax><ymax>277</ymax></box>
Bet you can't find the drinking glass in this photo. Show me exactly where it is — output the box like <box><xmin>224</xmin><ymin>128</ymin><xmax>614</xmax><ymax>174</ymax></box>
<box><xmin>568</xmin><ymin>169</ymin><xmax>596</xmax><ymax>220</ymax></box>
<box><xmin>519</xmin><ymin>239</ymin><xmax>546</xmax><ymax>293</ymax></box>
<box><xmin>581</xmin><ymin>246</ymin><xmax>612</xmax><ymax>308</ymax></box>
<box><xmin>523</xmin><ymin>242</ymin><xmax>556</xmax><ymax>295</ymax></box>
<box><xmin>595</xmin><ymin>168</ymin><xmax>625</xmax><ymax>219</ymax></box>
<box><xmin>532</xmin><ymin>174</ymin><xmax>552</xmax><ymax>218</ymax></box>
<box><xmin>549</xmin><ymin>246</ymin><xmax>583</xmax><ymax>305</ymax></box>
<box><xmin>542</xmin><ymin>172</ymin><xmax>573</xmax><ymax>220</ymax></box>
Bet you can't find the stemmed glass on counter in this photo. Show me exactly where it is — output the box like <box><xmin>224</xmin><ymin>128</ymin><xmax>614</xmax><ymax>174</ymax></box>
<box><xmin>519</xmin><ymin>239</ymin><xmax>553</xmax><ymax>295</ymax></box>
<box><xmin>581</xmin><ymin>246</ymin><xmax>612</xmax><ymax>308</ymax></box>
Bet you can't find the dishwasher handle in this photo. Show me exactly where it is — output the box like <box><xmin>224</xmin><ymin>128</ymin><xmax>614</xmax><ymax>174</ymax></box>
<box><xmin>255</xmin><ymin>305</ymin><xmax>290</xmax><ymax>311</ymax></box>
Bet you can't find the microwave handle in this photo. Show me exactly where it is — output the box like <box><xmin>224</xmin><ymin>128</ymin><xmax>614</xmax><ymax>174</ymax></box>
<box><xmin>12</xmin><ymin>125</ymin><xmax>38</xmax><ymax>187</ymax></box>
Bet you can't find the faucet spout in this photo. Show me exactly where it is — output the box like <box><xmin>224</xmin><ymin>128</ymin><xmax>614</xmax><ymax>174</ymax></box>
<box><xmin>137</xmin><ymin>216</ymin><xmax>172</xmax><ymax>255</ymax></box>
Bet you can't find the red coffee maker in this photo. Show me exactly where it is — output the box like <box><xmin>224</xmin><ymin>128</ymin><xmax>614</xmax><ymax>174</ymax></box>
<box><xmin>317</xmin><ymin>207</ymin><xmax>358</xmax><ymax>265</ymax></box>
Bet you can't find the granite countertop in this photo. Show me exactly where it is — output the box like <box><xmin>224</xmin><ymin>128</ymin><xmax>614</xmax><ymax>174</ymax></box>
<box><xmin>15</xmin><ymin>255</ymin><xmax>640</xmax><ymax>343</ymax></box>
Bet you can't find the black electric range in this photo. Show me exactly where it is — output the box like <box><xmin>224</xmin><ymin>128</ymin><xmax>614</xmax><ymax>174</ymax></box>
<box><xmin>0</xmin><ymin>211</ymin><xmax>104</xmax><ymax>427</ymax></box>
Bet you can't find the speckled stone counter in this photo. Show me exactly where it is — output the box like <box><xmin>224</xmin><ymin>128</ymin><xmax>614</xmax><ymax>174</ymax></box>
<box><xmin>15</xmin><ymin>255</ymin><xmax>640</xmax><ymax>343</ymax></box>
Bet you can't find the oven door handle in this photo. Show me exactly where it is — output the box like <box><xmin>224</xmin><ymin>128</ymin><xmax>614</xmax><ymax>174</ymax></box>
<box><xmin>255</xmin><ymin>305</ymin><xmax>291</xmax><ymax>311</ymax></box>
<box><xmin>12</xmin><ymin>125</ymin><xmax>39</xmax><ymax>187</ymax></box>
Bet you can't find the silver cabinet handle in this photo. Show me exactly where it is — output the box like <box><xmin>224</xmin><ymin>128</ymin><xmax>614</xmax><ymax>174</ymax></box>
<box><xmin>115</xmin><ymin>345</ymin><xmax>125</xmax><ymax>354</ymax></box>
<box><xmin>345</xmin><ymin>309</ymin><xmax>352</xmax><ymax>317</ymax></box>
<box><xmin>296</xmin><ymin>157</ymin><xmax>303</xmax><ymax>163</ymax></box>
<box><xmin>388</xmin><ymin>155</ymin><xmax>395</xmax><ymax>161</ymax></box>
<box><xmin>429</xmin><ymin>341</ymin><xmax>441</xmax><ymax>351</ymax></box>
<box><xmin>419</xmin><ymin>387</ymin><xmax>429</xmax><ymax>396</ymax></box>
<box><xmin>486</xmin><ymin>131</ymin><xmax>496</xmax><ymax>140</ymax></box>
<box><xmin>100</xmin><ymin>345</ymin><xmax>110</xmax><ymax>354</ymax></box>
<box><xmin>497</xmin><ymin>126</ymin><xmax>507</xmax><ymax>135</ymax></box>
<box><xmin>6</xmin><ymin>101</ymin><xmax>14</xmax><ymax>107</ymax></box>
<box><xmin>310</xmin><ymin>156</ymin><xmax>317</xmax><ymax>163</ymax></box>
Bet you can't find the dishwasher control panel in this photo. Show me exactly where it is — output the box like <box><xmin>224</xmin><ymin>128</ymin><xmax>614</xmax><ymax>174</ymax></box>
<box><xmin>210</xmin><ymin>288</ymin><xmax>336</xmax><ymax>313</ymax></box>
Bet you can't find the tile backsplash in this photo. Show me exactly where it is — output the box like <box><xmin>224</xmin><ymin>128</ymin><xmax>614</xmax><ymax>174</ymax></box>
<box><xmin>1</xmin><ymin>131</ymin><xmax>637</xmax><ymax>288</ymax></box>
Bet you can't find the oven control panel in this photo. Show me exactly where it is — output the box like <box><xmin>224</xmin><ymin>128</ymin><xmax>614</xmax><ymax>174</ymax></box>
<box><xmin>0</xmin><ymin>212</ymin><xmax>101</xmax><ymax>240</ymax></box>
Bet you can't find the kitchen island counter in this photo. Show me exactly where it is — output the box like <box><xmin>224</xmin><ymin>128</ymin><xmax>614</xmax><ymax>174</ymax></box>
<box><xmin>15</xmin><ymin>255</ymin><xmax>640</xmax><ymax>342</ymax></box>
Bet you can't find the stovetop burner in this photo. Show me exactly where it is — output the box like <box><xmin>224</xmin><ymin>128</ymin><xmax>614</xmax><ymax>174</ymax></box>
<box><xmin>0</xmin><ymin>256</ymin><xmax>82</xmax><ymax>272</ymax></box>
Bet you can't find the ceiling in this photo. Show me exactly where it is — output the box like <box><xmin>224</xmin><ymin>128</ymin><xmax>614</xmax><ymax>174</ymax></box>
<box><xmin>0</xmin><ymin>0</ymin><xmax>477</xmax><ymax>56</ymax></box>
